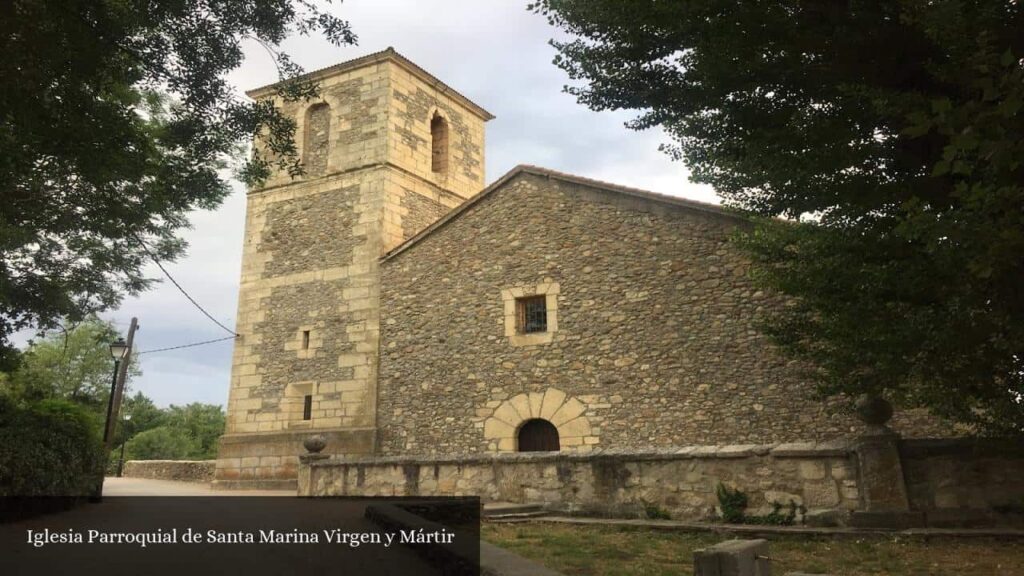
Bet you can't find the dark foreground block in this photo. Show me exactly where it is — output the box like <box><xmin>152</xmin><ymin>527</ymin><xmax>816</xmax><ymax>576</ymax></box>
<box><xmin>0</xmin><ymin>496</ymin><xmax>480</xmax><ymax>576</ymax></box>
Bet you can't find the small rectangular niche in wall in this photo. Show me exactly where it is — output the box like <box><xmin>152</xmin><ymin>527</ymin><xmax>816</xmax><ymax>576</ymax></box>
<box><xmin>291</xmin><ymin>327</ymin><xmax>319</xmax><ymax>359</ymax></box>
<box><xmin>303</xmin><ymin>395</ymin><xmax>313</xmax><ymax>421</ymax></box>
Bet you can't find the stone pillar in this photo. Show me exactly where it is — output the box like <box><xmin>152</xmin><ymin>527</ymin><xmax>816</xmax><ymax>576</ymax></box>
<box><xmin>854</xmin><ymin>430</ymin><xmax>910</xmax><ymax>512</ymax></box>
<box><xmin>850</xmin><ymin>395</ymin><xmax>923</xmax><ymax>528</ymax></box>
<box><xmin>297</xmin><ymin>435</ymin><xmax>329</xmax><ymax>496</ymax></box>
<box><xmin>693</xmin><ymin>539</ymin><xmax>771</xmax><ymax>576</ymax></box>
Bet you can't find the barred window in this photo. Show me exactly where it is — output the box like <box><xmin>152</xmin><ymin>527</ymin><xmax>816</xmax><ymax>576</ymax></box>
<box><xmin>516</xmin><ymin>296</ymin><xmax>547</xmax><ymax>333</ymax></box>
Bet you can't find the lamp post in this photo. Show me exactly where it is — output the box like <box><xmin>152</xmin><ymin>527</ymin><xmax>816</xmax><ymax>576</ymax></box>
<box><xmin>117</xmin><ymin>413</ymin><xmax>131</xmax><ymax>477</ymax></box>
<box><xmin>93</xmin><ymin>329</ymin><xmax>135</xmax><ymax>501</ymax></box>
<box><xmin>103</xmin><ymin>338</ymin><xmax>129</xmax><ymax>446</ymax></box>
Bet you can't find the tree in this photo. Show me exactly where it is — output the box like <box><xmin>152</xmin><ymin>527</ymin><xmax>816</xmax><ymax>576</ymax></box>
<box><xmin>122</xmin><ymin>426</ymin><xmax>197</xmax><ymax>461</ymax></box>
<box><xmin>0</xmin><ymin>1</ymin><xmax>357</xmax><ymax>363</ymax></box>
<box><xmin>531</xmin><ymin>1</ymin><xmax>1024</xmax><ymax>434</ymax></box>
<box><xmin>163</xmin><ymin>403</ymin><xmax>226</xmax><ymax>459</ymax></box>
<box><xmin>117</xmin><ymin>390</ymin><xmax>166</xmax><ymax>446</ymax></box>
<box><xmin>113</xmin><ymin>403</ymin><xmax>224</xmax><ymax>462</ymax></box>
<box><xmin>2</xmin><ymin>317</ymin><xmax>139</xmax><ymax>414</ymax></box>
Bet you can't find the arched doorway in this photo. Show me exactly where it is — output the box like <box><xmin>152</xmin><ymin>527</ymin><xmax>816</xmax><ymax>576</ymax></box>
<box><xmin>517</xmin><ymin>419</ymin><xmax>560</xmax><ymax>452</ymax></box>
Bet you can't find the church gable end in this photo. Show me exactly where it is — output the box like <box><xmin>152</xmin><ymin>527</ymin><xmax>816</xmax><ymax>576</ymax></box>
<box><xmin>376</xmin><ymin>171</ymin><xmax>886</xmax><ymax>457</ymax></box>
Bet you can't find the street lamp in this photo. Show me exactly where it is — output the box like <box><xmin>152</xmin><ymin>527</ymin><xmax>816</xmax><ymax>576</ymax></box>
<box><xmin>117</xmin><ymin>414</ymin><xmax>132</xmax><ymax>477</ymax></box>
<box><xmin>102</xmin><ymin>338</ymin><xmax>130</xmax><ymax>445</ymax></box>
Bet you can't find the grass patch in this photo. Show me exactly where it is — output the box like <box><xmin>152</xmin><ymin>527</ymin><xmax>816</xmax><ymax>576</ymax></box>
<box><xmin>481</xmin><ymin>523</ymin><xmax>1024</xmax><ymax>576</ymax></box>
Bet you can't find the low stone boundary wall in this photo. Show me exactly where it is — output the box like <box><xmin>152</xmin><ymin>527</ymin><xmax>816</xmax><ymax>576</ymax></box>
<box><xmin>121</xmin><ymin>460</ymin><xmax>216</xmax><ymax>483</ymax></box>
<box><xmin>300</xmin><ymin>443</ymin><xmax>858</xmax><ymax>521</ymax></box>
<box><xmin>901</xmin><ymin>438</ymin><xmax>1024</xmax><ymax>526</ymax></box>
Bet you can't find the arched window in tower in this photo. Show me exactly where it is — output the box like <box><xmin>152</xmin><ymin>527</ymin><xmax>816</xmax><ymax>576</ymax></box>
<box><xmin>517</xmin><ymin>419</ymin><xmax>560</xmax><ymax>452</ymax></box>
<box><xmin>304</xmin><ymin>103</ymin><xmax>331</xmax><ymax>175</ymax></box>
<box><xmin>430</xmin><ymin>111</ymin><xmax>448</xmax><ymax>174</ymax></box>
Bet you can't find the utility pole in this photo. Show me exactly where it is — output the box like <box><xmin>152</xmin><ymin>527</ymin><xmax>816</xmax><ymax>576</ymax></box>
<box><xmin>94</xmin><ymin>317</ymin><xmax>138</xmax><ymax>501</ymax></box>
<box><xmin>104</xmin><ymin>317</ymin><xmax>138</xmax><ymax>450</ymax></box>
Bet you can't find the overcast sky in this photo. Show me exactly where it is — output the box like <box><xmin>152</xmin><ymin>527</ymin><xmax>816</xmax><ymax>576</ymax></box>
<box><xmin>84</xmin><ymin>1</ymin><xmax>719</xmax><ymax>408</ymax></box>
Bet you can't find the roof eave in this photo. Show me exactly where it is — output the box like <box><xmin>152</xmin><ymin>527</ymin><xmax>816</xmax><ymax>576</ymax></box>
<box><xmin>381</xmin><ymin>165</ymin><xmax>745</xmax><ymax>263</ymax></box>
<box><xmin>244</xmin><ymin>47</ymin><xmax>495</xmax><ymax>121</ymax></box>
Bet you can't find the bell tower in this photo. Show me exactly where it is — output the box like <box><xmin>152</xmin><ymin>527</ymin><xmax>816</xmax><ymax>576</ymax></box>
<box><xmin>215</xmin><ymin>48</ymin><xmax>493</xmax><ymax>488</ymax></box>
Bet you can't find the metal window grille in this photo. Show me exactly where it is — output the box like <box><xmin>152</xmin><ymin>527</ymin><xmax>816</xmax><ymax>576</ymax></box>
<box><xmin>517</xmin><ymin>296</ymin><xmax>547</xmax><ymax>333</ymax></box>
<box><xmin>303</xmin><ymin>395</ymin><xmax>312</xmax><ymax>421</ymax></box>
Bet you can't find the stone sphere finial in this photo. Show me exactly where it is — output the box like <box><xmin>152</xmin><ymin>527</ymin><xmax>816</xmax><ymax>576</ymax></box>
<box><xmin>303</xmin><ymin>434</ymin><xmax>326</xmax><ymax>454</ymax></box>
<box><xmin>854</xmin><ymin>393</ymin><xmax>893</xmax><ymax>430</ymax></box>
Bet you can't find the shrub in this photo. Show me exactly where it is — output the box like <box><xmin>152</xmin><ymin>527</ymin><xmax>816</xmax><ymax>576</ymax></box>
<box><xmin>715</xmin><ymin>483</ymin><xmax>804</xmax><ymax>526</ymax></box>
<box><xmin>715</xmin><ymin>483</ymin><xmax>748</xmax><ymax>523</ymax></box>
<box><xmin>643</xmin><ymin>502</ymin><xmax>671</xmax><ymax>520</ymax></box>
<box><xmin>0</xmin><ymin>396</ymin><xmax>104</xmax><ymax>496</ymax></box>
<box><xmin>122</xmin><ymin>426</ymin><xmax>198</xmax><ymax>460</ymax></box>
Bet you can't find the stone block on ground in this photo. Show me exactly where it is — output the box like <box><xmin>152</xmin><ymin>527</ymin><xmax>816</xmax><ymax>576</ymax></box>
<box><xmin>693</xmin><ymin>539</ymin><xmax>771</xmax><ymax>576</ymax></box>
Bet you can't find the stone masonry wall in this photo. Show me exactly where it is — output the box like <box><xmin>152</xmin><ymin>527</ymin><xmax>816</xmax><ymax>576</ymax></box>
<box><xmin>217</xmin><ymin>169</ymin><xmax>388</xmax><ymax>488</ymax></box>
<box><xmin>387</xmin><ymin>64</ymin><xmax>486</xmax><ymax>198</ymax></box>
<box><xmin>218</xmin><ymin>52</ymin><xmax>490</xmax><ymax>487</ymax></box>
<box><xmin>377</xmin><ymin>172</ymin><xmax>946</xmax><ymax>457</ymax></box>
<box><xmin>901</xmin><ymin>439</ymin><xmax>1024</xmax><ymax>517</ymax></box>
<box><xmin>300</xmin><ymin>443</ymin><xmax>859</xmax><ymax>521</ymax></box>
<box><xmin>122</xmin><ymin>460</ymin><xmax>215</xmax><ymax>483</ymax></box>
<box><xmin>225</xmin><ymin>170</ymin><xmax>387</xmax><ymax>438</ymax></box>
<box><xmin>255</xmin><ymin>62</ymin><xmax>389</xmax><ymax>192</ymax></box>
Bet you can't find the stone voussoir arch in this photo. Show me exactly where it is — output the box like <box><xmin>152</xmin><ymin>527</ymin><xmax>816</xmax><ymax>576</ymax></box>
<box><xmin>482</xmin><ymin>388</ymin><xmax>595</xmax><ymax>452</ymax></box>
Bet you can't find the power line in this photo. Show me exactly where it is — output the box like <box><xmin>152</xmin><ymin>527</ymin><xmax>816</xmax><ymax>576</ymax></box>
<box><xmin>136</xmin><ymin>335</ymin><xmax>238</xmax><ymax>355</ymax></box>
<box><xmin>133</xmin><ymin>235</ymin><xmax>238</xmax><ymax>336</ymax></box>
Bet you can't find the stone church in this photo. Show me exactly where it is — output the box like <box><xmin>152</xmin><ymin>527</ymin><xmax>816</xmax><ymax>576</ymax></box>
<box><xmin>214</xmin><ymin>48</ymin><xmax>943</xmax><ymax>490</ymax></box>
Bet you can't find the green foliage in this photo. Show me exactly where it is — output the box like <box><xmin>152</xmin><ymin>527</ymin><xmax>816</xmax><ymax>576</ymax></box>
<box><xmin>742</xmin><ymin>501</ymin><xmax>805</xmax><ymax>527</ymax></box>
<box><xmin>531</xmin><ymin>1</ymin><xmax>1024</xmax><ymax>434</ymax></box>
<box><xmin>0</xmin><ymin>396</ymin><xmax>104</xmax><ymax>496</ymax></box>
<box><xmin>715</xmin><ymin>484</ymin><xmax>748</xmax><ymax>524</ymax></box>
<box><xmin>2</xmin><ymin>318</ymin><xmax>139</xmax><ymax>416</ymax></box>
<box><xmin>116</xmin><ymin>403</ymin><xmax>225</xmax><ymax>460</ymax></box>
<box><xmin>121</xmin><ymin>426</ymin><xmax>198</xmax><ymax>461</ymax></box>
<box><xmin>163</xmin><ymin>403</ymin><xmax>226</xmax><ymax>459</ymax></box>
<box><xmin>0</xmin><ymin>1</ymin><xmax>357</xmax><ymax>360</ymax></box>
<box><xmin>117</xmin><ymin>391</ymin><xmax>165</xmax><ymax>445</ymax></box>
<box><xmin>643</xmin><ymin>502</ymin><xmax>671</xmax><ymax>520</ymax></box>
<box><xmin>715</xmin><ymin>483</ymin><xmax>803</xmax><ymax>526</ymax></box>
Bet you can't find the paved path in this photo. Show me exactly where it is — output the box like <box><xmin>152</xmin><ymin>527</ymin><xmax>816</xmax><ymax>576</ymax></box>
<box><xmin>102</xmin><ymin>476</ymin><xmax>292</xmax><ymax>496</ymax></box>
